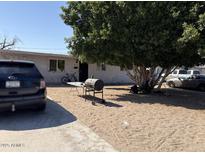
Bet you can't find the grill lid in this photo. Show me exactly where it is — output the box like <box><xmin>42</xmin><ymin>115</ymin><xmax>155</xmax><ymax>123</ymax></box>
<box><xmin>85</xmin><ymin>78</ymin><xmax>104</xmax><ymax>91</ymax></box>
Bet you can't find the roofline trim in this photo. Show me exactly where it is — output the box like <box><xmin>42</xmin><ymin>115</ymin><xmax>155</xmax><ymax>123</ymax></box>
<box><xmin>0</xmin><ymin>49</ymin><xmax>74</xmax><ymax>59</ymax></box>
<box><xmin>0</xmin><ymin>59</ymin><xmax>35</xmax><ymax>64</ymax></box>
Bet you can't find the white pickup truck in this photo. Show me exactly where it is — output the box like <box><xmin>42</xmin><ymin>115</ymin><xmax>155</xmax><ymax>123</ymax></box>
<box><xmin>166</xmin><ymin>69</ymin><xmax>200</xmax><ymax>81</ymax></box>
<box><xmin>165</xmin><ymin>69</ymin><xmax>200</xmax><ymax>81</ymax></box>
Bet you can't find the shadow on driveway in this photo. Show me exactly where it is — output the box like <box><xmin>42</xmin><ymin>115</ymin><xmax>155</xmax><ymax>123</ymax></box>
<box><xmin>0</xmin><ymin>99</ymin><xmax>77</xmax><ymax>131</ymax></box>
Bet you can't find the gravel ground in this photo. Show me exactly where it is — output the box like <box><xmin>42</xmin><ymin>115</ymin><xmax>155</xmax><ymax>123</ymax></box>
<box><xmin>47</xmin><ymin>85</ymin><xmax>205</xmax><ymax>152</ymax></box>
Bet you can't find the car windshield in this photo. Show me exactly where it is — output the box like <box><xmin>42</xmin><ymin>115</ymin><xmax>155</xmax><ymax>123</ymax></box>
<box><xmin>0</xmin><ymin>62</ymin><xmax>41</xmax><ymax>77</ymax></box>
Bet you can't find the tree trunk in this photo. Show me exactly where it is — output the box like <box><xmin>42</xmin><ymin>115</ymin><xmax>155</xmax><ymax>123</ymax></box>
<box><xmin>126</xmin><ymin>65</ymin><xmax>177</xmax><ymax>94</ymax></box>
<box><xmin>156</xmin><ymin>66</ymin><xmax>177</xmax><ymax>91</ymax></box>
<box><xmin>126</xmin><ymin>65</ymin><xmax>153</xmax><ymax>94</ymax></box>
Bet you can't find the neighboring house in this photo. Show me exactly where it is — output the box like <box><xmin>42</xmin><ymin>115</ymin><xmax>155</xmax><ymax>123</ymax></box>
<box><xmin>0</xmin><ymin>49</ymin><xmax>133</xmax><ymax>84</ymax></box>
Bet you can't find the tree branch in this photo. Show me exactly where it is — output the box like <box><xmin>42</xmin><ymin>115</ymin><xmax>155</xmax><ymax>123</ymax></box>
<box><xmin>0</xmin><ymin>37</ymin><xmax>17</xmax><ymax>50</ymax></box>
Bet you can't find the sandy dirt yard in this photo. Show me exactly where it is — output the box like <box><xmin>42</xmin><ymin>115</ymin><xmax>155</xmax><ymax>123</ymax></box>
<box><xmin>47</xmin><ymin>85</ymin><xmax>205</xmax><ymax>152</ymax></box>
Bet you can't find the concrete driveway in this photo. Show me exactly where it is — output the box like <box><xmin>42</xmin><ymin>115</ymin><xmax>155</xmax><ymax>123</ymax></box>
<box><xmin>0</xmin><ymin>99</ymin><xmax>116</xmax><ymax>152</ymax></box>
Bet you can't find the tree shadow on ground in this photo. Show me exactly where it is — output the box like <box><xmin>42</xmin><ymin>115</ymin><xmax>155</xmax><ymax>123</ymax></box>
<box><xmin>105</xmin><ymin>87</ymin><xmax>130</xmax><ymax>91</ymax></box>
<box><xmin>47</xmin><ymin>84</ymin><xmax>72</xmax><ymax>88</ymax></box>
<box><xmin>79</xmin><ymin>95</ymin><xmax>123</xmax><ymax>107</ymax></box>
<box><xmin>0</xmin><ymin>99</ymin><xmax>77</xmax><ymax>131</ymax></box>
<box><xmin>110</xmin><ymin>88</ymin><xmax>205</xmax><ymax>110</ymax></box>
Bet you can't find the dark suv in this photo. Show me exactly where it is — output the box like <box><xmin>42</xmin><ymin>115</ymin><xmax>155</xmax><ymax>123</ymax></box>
<box><xmin>0</xmin><ymin>60</ymin><xmax>46</xmax><ymax>112</ymax></box>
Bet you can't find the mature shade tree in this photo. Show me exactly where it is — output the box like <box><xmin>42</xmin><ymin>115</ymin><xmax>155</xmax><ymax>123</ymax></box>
<box><xmin>61</xmin><ymin>2</ymin><xmax>205</xmax><ymax>93</ymax></box>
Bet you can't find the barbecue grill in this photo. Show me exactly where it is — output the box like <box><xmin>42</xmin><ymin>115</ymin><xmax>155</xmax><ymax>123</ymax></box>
<box><xmin>84</xmin><ymin>78</ymin><xmax>104</xmax><ymax>103</ymax></box>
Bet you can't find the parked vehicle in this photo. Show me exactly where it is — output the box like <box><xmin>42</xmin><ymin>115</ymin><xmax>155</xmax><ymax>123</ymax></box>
<box><xmin>187</xmin><ymin>70</ymin><xmax>200</xmax><ymax>75</ymax></box>
<box><xmin>166</xmin><ymin>75</ymin><xmax>205</xmax><ymax>91</ymax></box>
<box><xmin>61</xmin><ymin>72</ymin><xmax>77</xmax><ymax>84</ymax></box>
<box><xmin>166</xmin><ymin>69</ymin><xmax>187</xmax><ymax>80</ymax></box>
<box><xmin>165</xmin><ymin>69</ymin><xmax>201</xmax><ymax>81</ymax></box>
<box><xmin>0</xmin><ymin>60</ymin><xmax>47</xmax><ymax>112</ymax></box>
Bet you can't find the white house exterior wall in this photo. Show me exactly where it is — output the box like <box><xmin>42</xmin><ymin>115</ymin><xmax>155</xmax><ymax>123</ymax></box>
<box><xmin>88</xmin><ymin>64</ymin><xmax>133</xmax><ymax>84</ymax></box>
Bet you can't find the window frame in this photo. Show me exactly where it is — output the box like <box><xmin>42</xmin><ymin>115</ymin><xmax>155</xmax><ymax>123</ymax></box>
<box><xmin>57</xmin><ymin>60</ymin><xmax>65</xmax><ymax>72</ymax></box>
<box><xmin>49</xmin><ymin>59</ymin><xmax>57</xmax><ymax>72</ymax></box>
<box><xmin>179</xmin><ymin>70</ymin><xmax>187</xmax><ymax>74</ymax></box>
<box><xmin>187</xmin><ymin>70</ymin><xmax>191</xmax><ymax>74</ymax></box>
<box><xmin>193</xmin><ymin>71</ymin><xmax>200</xmax><ymax>75</ymax></box>
<box><xmin>173</xmin><ymin>71</ymin><xmax>178</xmax><ymax>74</ymax></box>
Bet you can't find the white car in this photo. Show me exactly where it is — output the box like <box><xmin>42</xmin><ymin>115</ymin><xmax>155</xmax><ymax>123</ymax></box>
<box><xmin>166</xmin><ymin>75</ymin><xmax>205</xmax><ymax>91</ymax></box>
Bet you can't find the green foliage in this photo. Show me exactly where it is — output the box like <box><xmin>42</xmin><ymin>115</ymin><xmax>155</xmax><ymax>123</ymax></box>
<box><xmin>61</xmin><ymin>2</ymin><xmax>205</xmax><ymax>69</ymax></box>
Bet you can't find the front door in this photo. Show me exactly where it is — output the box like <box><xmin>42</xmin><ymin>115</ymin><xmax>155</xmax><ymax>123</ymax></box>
<box><xmin>79</xmin><ymin>62</ymin><xmax>88</xmax><ymax>82</ymax></box>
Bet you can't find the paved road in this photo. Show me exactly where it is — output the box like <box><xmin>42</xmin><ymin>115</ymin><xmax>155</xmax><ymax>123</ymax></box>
<box><xmin>0</xmin><ymin>99</ymin><xmax>116</xmax><ymax>152</ymax></box>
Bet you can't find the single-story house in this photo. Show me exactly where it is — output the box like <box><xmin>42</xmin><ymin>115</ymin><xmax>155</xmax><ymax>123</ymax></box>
<box><xmin>0</xmin><ymin>49</ymin><xmax>133</xmax><ymax>84</ymax></box>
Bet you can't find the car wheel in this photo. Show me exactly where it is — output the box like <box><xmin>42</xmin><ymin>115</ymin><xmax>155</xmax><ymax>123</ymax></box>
<box><xmin>168</xmin><ymin>81</ymin><xmax>175</xmax><ymax>88</ymax></box>
<box><xmin>35</xmin><ymin>103</ymin><xmax>46</xmax><ymax>111</ymax></box>
<box><xmin>198</xmin><ymin>84</ymin><xmax>205</xmax><ymax>92</ymax></box>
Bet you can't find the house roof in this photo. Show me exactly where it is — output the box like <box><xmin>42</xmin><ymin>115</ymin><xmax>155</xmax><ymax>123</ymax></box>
<box><xmin>0</xmin><ymin>59</ymin><xmax>35</xmax><ymax>64</ymax></box>
<box><xmin>0</xmin><ymin>49</ymin><xmax>75</xmax><ymax>59</ymax></box>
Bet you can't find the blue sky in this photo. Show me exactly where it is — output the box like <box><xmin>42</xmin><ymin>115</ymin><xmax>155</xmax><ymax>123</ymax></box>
<box><xmin>0</xmin><ymin>1</ymin><xmax>72</xmax><ymax>54</ymax></box>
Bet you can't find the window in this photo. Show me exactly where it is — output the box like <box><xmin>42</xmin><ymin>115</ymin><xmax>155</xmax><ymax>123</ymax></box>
<box><xmin>173</xmin><ymin>71</ymin><xmax>177</xmax><ymax>74</ymax></box>
<box><xmin>58</xmin><ymin>60</ymin><xmax>65</xmax><ymax>72</ymax></box>
<box><xmin>193</xmin><ymin>71</ymin><xmax>200</xmax><ymax>75</ymax></box>
<box><xmin>179</xmin><ymin>70</ymin><xmax>187</xmax><ymax>74</ymax></box>
<box><xmin>49</xmin><ymin>59</ymin><xmax>57</xmax><ymax>71</ymax></box>
<box><xmin>96</xmin><ymin>63</ymin><xmax>106</xmax><ymax>71</ymax></box>
<box><xmin>49</xmin><ymin>59</ymin><xmax>65</xmax><ymax>72</ymax></box>
<box><xmin>101</xmin><ymin>63</ymin><xmax>106</xmax><ymax>71</ymax></box>
<box><xmin>187</xmin><ymin>70</ymin><xmax>191</xmax><ymax>74</ymax></box>
<box><xmin>0</xmin><ymin>62</ymin><xmax>41</xmax><ymax>77</ymax></box>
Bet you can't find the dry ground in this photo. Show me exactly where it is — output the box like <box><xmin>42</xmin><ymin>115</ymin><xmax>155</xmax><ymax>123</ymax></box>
<box><xmin>47</xmin><ymin>85</ymin><xmax>205</xmax><ymax>152</ymax></box>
